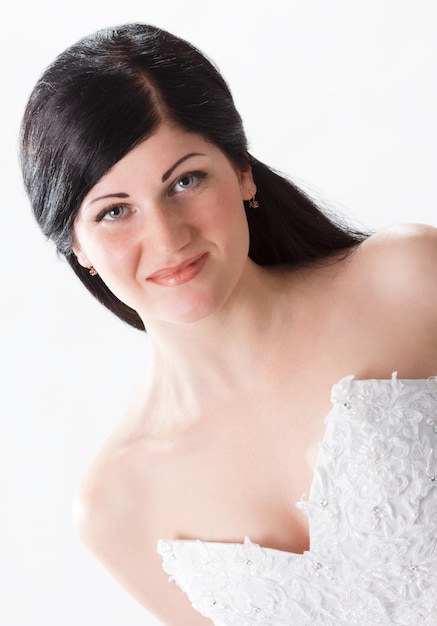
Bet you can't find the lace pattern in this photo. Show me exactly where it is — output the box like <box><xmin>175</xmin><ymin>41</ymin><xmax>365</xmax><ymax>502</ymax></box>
<box><xmin>158</xmin><ymin>376</ymin><xmax>437</xmax><ymax>625</ymax></box>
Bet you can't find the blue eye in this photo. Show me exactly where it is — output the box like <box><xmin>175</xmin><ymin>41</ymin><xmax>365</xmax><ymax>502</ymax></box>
<box><xmin>171</xmin><ymin>172</ymin><xmax>206</xmax><ymax>194</ymax></box>
<box><xmin>96</xmin><ymin>205</ymin><xmax>130</xmax><ymax>222</ymax></box>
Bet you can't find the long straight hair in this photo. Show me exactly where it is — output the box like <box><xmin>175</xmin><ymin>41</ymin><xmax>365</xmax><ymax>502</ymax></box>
<box><xmin>20</xmin><ymin>23</ymin><xmax>367</xmax><ymax>330</ymax></box>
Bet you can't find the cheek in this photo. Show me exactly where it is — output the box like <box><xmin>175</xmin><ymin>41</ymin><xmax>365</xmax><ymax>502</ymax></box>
<box><xmin>84</xmin><ymin>231</ymin><xmax>138</xmax><ymax>268</ymax></box>
<box><xmin>222</xmin><ymin>200</ymin><xmax>250</xmax><ymax>253</ymax></box>
<box><xmin>94</xmin><ymin>243</ymin><xmax>144</xmax><ymax>309</ymax></box>
<box><xmin>202</xmin><ymin>187</ymin><xmax>250</xmax><ymax>242</ymax></box>
<box><xmin>104</xmin><ymin>239</ymin><xmax>138</xmax><ymax>268</ymax></box>
<box><xmin>76</xmin><ymin>230</ymin><xmax>143</xmax><ymax>306</ymax></box>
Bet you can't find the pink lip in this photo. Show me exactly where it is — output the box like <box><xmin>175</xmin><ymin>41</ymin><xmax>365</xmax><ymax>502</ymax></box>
<box><xmin>147</xmin><ymin>253</ymin><xmax>208</xmax><ymax>286</ymax></box>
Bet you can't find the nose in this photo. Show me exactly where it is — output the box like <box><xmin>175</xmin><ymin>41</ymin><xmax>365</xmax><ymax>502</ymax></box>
<box><xmin>144</xmin><ymin>206</ymin><xmax>192</xmax><ymax>257</ymax></box>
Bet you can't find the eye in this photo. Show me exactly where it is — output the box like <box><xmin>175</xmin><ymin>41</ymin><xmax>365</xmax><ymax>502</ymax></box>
<box><xmin>170</xmin><ymin>172</ymin><xmax>206</xmax><ymax>195</ymax></box>
<box><xmin>96</xmin><ymin>204</ymin><xmax>130</xmax><ymax>222</ymax></box>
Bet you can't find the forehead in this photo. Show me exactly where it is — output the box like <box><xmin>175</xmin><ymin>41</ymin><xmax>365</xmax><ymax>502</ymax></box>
<box><xmin>81</xmin><ymin>124</ymin><xmax>228</xmax><ymax>206</ymax></box>
<box><xmin>86</xmin><ymin>126</ymin><xmax>205</xmax><ymax>183</ymax></box>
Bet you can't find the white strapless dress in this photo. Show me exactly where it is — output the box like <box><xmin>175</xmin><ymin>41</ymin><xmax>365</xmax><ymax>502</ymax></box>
<box><xmin>157</xmin><ymin>376</ymin><xmax>437</xmax><ymax>625</ymax></box>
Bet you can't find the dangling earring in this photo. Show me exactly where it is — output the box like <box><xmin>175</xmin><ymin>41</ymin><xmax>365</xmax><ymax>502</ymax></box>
<box><xmin>248</xmin><ymin>196</ymin><xmax>259</xmax><ymax>209</ymax></box>
<box><xmin>89</xmin><ymin>266</ymin><xmax>98</xmax><ymax>276</ymax></box>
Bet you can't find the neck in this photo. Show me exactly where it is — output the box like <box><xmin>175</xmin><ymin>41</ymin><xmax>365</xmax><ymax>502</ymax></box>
<box><xmin>143</xmin><ymin>262</ymin><xmax>292</xmax><ymax>397</ymax></box>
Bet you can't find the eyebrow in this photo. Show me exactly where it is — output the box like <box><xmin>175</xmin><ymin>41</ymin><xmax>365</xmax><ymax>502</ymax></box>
<box><xmin>89</xmin><ymin>192</ymin><xmax>130</xmax><ymax>205</ymax></box>
<box><xmin>162</xmin><ymin>153</ymin><xmax>206</xmax><ymax>182</ymax></box>
<box><xmin>87</xmin><ymin>153</ymin><xmax>205</xmax><ymax>206</ymax></box>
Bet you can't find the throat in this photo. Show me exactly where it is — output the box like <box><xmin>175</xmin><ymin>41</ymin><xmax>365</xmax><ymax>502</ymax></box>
<box><xmin>146</xmin><ymin>265</ymin><xmax>294</xmax><ymax>381</ymax></box>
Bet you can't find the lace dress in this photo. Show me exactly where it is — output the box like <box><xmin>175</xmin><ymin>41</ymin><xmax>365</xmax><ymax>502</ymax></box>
<box><xmin>158</xmin><ymin>376</ymin><xmax>437</xmax><ymax>625</ymax></box>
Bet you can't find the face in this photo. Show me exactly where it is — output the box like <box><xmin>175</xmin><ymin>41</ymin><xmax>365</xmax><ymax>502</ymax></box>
<box><xmin>73</xmin><ymin>123</ymin><xmax>256</xmax><ymax>327</ymax></box>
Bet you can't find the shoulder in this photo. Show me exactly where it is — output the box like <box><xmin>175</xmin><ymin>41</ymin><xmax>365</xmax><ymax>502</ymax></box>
<box><xmin>74</xmin><ymin>390</ymin><xmax>161</xmax><ymax>551</ymax></box>
<box><xmin>72</xmin><ymin>423</ymin><xmax>169</xmax><ymax>572</ymax></box>
<box><xmin>359</xmin><ymin>222</ymin><xmax>437</xmax><ymax>264</ymax></box>
<box><xmin>73</xmin><ymin>440</ymin><xmax>149</xmax><ymax>556</ymax></box>
<box><xmin>73</xmin><ymin>432</ymin><xmax>209</xmax><ymax>623</ymax></box>
<box><xmin>353</xmin><ymin>223</ymin><xmax>437</xmax><ymax>304</ymax></box>
<box><xmin>344</xmin><ymin>223</ymin><xmax>437</xmax><ymax>369</ymax></box>
<box><xmin>73</xmin><ymin>438</ymin><xmax>172</xmax><ymax>616</ymax></box>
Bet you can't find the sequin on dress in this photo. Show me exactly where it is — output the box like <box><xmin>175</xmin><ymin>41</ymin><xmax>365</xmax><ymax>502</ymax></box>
<box><xmin>158</xmin><ymin>376</ymin><xmax>437</xmax><ymax>625</ymax></box>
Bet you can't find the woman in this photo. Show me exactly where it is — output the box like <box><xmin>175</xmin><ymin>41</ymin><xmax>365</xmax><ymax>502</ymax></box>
<box><xmin>21</xmin><ymin>23</ymin><xmax>437</xmax><ymax>625</ymax></box>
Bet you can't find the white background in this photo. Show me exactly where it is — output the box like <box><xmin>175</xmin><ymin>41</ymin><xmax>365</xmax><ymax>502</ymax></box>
<box><xmin>1</xmin><ymin>1</ymin><xmax>436</xmax><ymax>624</ymax></box>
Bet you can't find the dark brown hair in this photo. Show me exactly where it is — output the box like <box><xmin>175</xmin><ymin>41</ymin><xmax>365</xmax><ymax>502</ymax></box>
<box><xmin>20</xmin><ymin>23</ymin><xmax>367</xmax><ymax>330</ymax></box>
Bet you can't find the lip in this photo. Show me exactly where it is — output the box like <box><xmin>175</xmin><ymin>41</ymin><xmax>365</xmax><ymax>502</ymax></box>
<box><xmin>147</xmin><ymin>253</ymin><xmax>208</xmax><ymax>286</ymax></box>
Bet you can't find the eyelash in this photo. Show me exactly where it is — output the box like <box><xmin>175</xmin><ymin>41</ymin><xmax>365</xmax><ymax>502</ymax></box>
<box><xmin>94</xmin><ymin>171</ymin><xmax>207</xmax><ymax>222</ymax></box>
<box><xmin>95</xmin><ymin>204</ymin><xmax>131</xmax><ymax>223</ymax></box>
<box><xmin>169</xmin><ymin>171</ymin><xmax>207</xmax><ymax>195</ymax></box>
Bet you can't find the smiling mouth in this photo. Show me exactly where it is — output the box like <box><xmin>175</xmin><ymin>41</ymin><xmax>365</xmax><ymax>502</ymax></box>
<box><xmin>147</xmin><ymin>253</ymin><xmax>208</xmax><ymax>286</ymax></box>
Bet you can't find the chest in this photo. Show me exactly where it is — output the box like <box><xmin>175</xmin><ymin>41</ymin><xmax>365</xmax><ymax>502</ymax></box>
<box><xmin>154</xmin><ymin>380</ymin><xmax>335</xmax><ymax>553</ymax></box>
<box><xmin>158</xmin><ymin>377</ymin><xmax>437</xmax><ymax>625</ymax></box>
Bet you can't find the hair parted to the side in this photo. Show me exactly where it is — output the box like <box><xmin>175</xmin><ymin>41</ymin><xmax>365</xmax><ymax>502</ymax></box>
<box><xmin>20</xmin><ymin>23</ymin><xmax>368</xmax><ymax>331</ymax></box>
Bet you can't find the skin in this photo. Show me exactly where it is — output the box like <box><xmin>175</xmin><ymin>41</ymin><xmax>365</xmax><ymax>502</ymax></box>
<box><xmin>72</xmin><ymin>123</ymin><xmax>437</xmax><ymax>625</ymax></box>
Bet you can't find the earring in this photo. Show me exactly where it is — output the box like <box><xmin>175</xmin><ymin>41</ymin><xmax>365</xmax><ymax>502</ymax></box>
<box><xmin>88</xmin><ymin>266</ymin><xmax>98</xmax><ymax>276</ymax></box>
<box><xmin>248</xmin><ymin>196</ymin><xmax>259</xmax><ymax>209</ymax></box>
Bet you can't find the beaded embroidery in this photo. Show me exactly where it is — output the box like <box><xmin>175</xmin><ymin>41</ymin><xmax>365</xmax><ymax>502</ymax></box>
<box><xmin>158</xmin><ymin>376</ymin><xmax>437</xmax><ymax>625</ymax></box>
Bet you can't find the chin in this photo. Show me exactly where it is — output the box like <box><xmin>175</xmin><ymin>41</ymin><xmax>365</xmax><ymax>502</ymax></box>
<box><xmin>143</xmin><ymin>293</ymin><xmax>228</xmax><ymax>327</ymax></box>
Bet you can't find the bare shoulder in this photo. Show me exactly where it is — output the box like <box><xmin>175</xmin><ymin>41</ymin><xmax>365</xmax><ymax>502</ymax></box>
<box><xmin>359</xmin><ymin>222</ymin><xmax>437</xmax><ymax>262</ymax></box>
<box><xmin>340</xmin><ymin>224</ymin><xmax>437</xmax><ymax>374</ymax></box>
<box><xmin>353</xmin><ymin>223</ymin><xmax>437</xmax><ymax>309</ymax></box>
<box><xmin>73</xmin><ymin>432</ymin><xmax>210</xmax><ymax>625</ymax></box>
<box><xmin>73</xmin><ymin>438</ymin><xmax>142</xmax><ymax>552</ymax></box>
<box><xmin>73</xmin><ymin>437</ymin><xmax>157</xmax><ymax>595</ymax></box>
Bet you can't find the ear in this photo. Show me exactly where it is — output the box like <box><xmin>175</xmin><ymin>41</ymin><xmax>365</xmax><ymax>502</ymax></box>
<box><xmin>238</xmin><ymin>162</ymin><xmax>257</xmax><ymax>201</ymax></box>
<box><xmin>72</xmin><ymin>241</ymin><xmax>92</xmax><ymax>270</ymax></box>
